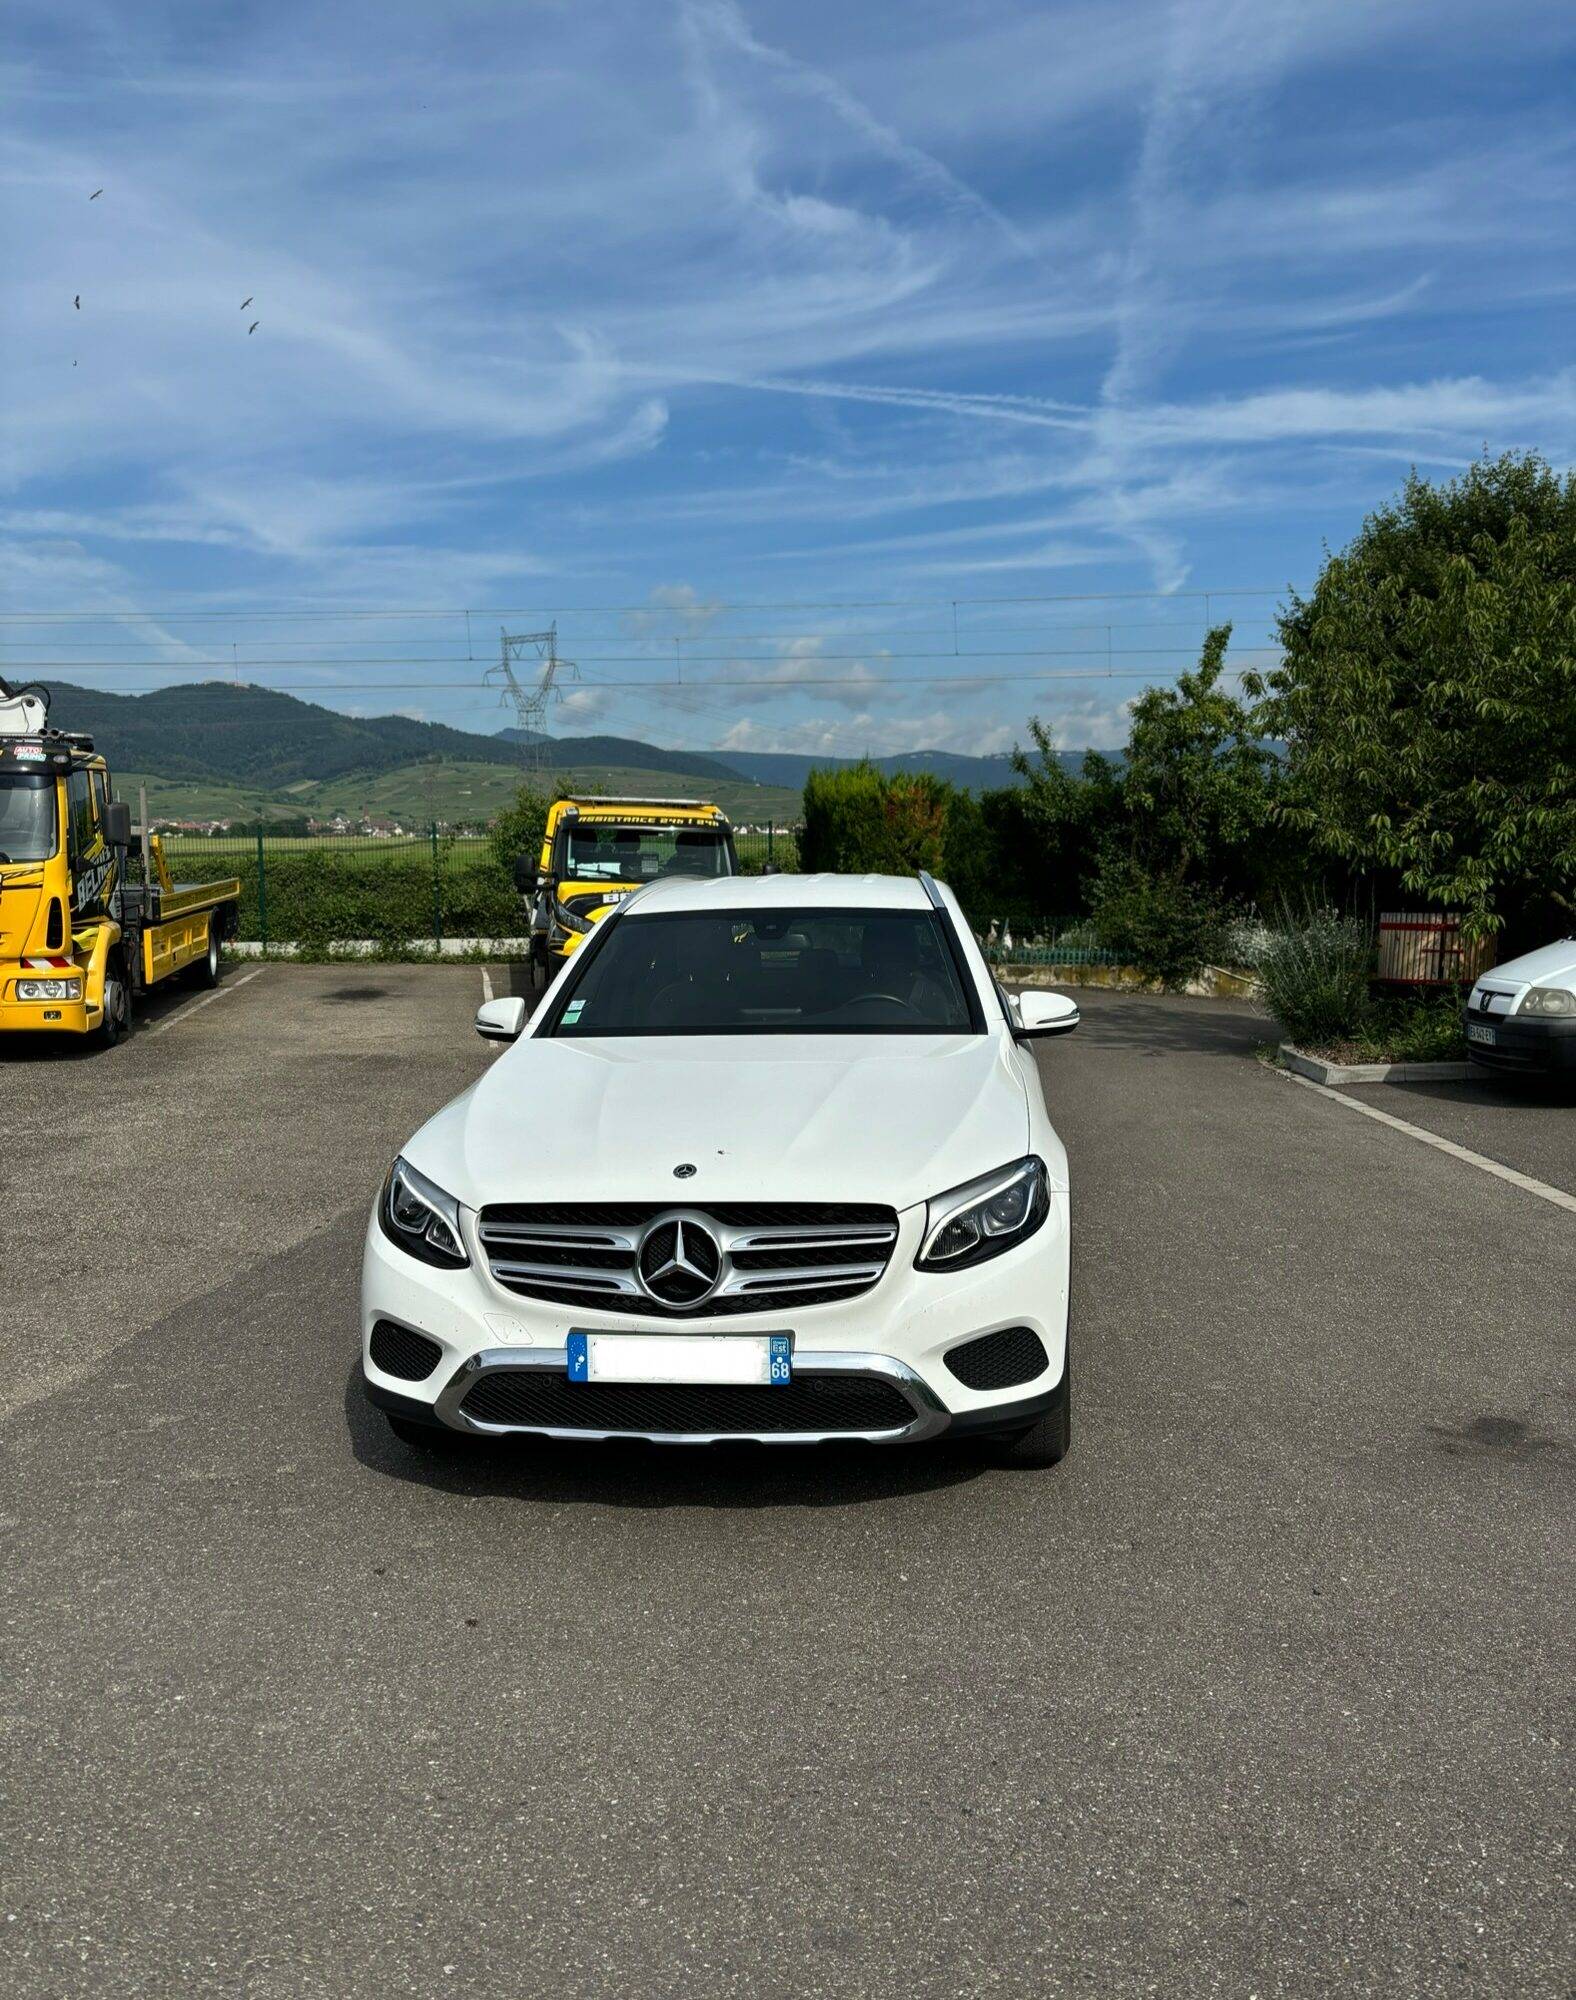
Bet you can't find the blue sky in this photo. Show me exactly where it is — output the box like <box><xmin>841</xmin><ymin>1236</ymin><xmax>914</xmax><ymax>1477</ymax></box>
<box><xmin>3</xmin><ymin>0</ymin><xmax>1574</xmax><ymax>758</ymax></box>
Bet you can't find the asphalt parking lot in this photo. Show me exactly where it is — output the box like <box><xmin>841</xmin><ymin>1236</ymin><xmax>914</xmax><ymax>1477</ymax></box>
<box><xmin>2</xmin><ymin>968</ymin><xmax>1570</xmax><ymax>1998</ymax></box>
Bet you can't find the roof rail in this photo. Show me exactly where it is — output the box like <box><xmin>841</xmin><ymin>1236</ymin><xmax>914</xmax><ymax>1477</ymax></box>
<box><xmin>917</xmin><ymin>870</ymin><xmax>944</xmax><ymax>909</ymax></box>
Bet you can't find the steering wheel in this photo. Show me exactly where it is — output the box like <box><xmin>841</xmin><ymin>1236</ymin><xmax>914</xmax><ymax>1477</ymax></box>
<box><xmin>835</xmin><ymin>991</ymin><xmax>915</xmax><ymax>1018</ymax></box>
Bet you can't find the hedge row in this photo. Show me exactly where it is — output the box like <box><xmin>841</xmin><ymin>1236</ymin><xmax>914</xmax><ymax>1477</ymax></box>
<box><xmin>172</xmin><ymin>843</ymin><xmax>520</xmax><ymax>946</ymax></box>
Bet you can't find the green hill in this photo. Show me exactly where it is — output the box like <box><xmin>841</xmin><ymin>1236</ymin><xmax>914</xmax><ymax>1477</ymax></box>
<box><xmin>30</xmin><ymin>679</ymin><xmax>1050</xmax><ymax>830</ymax></box>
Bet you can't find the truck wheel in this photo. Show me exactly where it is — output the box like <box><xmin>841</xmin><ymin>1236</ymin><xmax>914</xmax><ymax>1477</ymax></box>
<box><xmin>195</xmin><ymin>919</ymin><xmax>222</xmax><ymax>988</ymax></box>
<box><xmin>92</xmin><ymin>969</ymin><xmax>130</xmax><ymax>1049</ymax></box>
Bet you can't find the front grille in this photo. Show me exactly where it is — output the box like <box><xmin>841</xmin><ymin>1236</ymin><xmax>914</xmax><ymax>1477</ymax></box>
<box><xmin>369</xmin><ymin>1319</ymin><xmax>443</xmax><ymax>1381</ymax></box>
<box><xmin>944</xmin><ymin>1325</ymin><xmax>1049</xmax><ymax>1391</ymax></box>
<box><xmin>476</xmin><ymin>1200</ymin><xmax>899</xmax><ymax>1317</ymax></box>
<box><xmin>459</xmin><ymin>1369</ymin><xmax>917</xmax><ymax>1435</ymax></box>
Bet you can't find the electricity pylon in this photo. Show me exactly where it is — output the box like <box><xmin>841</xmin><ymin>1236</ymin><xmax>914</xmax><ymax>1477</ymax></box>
<box><xmin>486</xmin><ymin>624</ymin><xmax>578</xmax><ymax>781</ymax></box>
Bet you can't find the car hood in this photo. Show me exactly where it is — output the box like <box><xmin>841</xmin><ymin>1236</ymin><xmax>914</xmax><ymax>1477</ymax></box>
<box><xmin>405</xmin><ymin>1031</ymin><xmax>1038</xmax><ymax>1213</ymax></box>
<box><xmin>1473</xmin><ymin>937</ymin><xmax>1576</xmax><ymax>997</ymax></box>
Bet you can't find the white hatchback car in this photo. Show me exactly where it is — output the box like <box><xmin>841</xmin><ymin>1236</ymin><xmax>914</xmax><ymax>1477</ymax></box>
<box><xmin>361</xmin><ymin>873</ymin><xmax>1078</xmax><ymax>1466</ymax></box>
<box><xmin>1463</xmin><ymin>937</ymin><xmax>1576</xmax><ymax>1079</ymax></box>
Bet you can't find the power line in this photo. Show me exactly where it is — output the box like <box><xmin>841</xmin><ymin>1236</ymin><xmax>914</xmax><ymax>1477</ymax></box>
<box><xmin>5</xmin><ymin>645</ymin><xmax>1280</xmax><ymax>670</ymax></box>
<box><xmin>13</xmin><ymin>666</ymin><xmax>1263</xmax><ymax>694</ymax></box>
<box><xmin>0</xmin><ymin>587</ymin><xmax>1293</xmax><ymax>621</ymax></box>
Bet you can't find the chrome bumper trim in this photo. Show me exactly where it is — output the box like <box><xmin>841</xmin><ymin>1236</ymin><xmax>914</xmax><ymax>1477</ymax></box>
<box><xmin>431</xmin><ymin>1345</ymin><xmax>950</xmax><ymax>1445</ymax></box>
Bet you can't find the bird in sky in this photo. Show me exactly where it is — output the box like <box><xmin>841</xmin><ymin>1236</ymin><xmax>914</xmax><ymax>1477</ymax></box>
<box><xmin>74</xmin><ymin>295</ymin><xmax>80</xmax><ymax>309</ymax></box>
<box><xmin>248</xmin><ymin>321</ymin><xmax>259</xmax><ymax>334</ymax></box>
<box><xmin>89</xmin><ymin>188</ymin><xmax>103</xmax><ymax>200</ymax></box>
<box><xmin>240</xmin><ymin>297</ymin><xmax>253</xmax><ymax>310</ymax></box>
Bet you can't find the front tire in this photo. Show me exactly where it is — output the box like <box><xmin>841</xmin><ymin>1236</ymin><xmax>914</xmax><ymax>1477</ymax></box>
<box><xmin>385</xmin><ymin>1411</ymin><xmax>467</xmax><ymax>1452</ymax></box>
<box><xmin>987</xmin><ymin>1345</ymin><xmax>1070</xmax><ymax>1468</ymax></box>
<box><xmin>91</xmin><ymin>967</ymin><xmax>130</xmax><ymax>1049</ymax></box>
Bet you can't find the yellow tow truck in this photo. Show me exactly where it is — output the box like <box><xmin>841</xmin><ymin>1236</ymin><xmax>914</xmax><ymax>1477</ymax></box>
<box><xmin>0</xmin><ymin>680</ymin><xmax>241</xmax><ymax>1048</ymax></box>
<box><xmin>514</xmin><ymin>794</ymin><xmax>739</xmax><ymax>985</ymax></box>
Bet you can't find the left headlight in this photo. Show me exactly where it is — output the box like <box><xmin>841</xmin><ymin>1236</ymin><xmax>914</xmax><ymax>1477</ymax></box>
<box><xmin>1517</xmin><ymin>985</ymin><xmax>1576</xmax><ymax>1017</ymax></box>
<box><xmin>17</xmin><ymin>978</ymin><xmax>82</xmax><ymax>1001</ymax></box>
<box><xmin>917</xmin><ymin>1156</ymin><xmax>1050</xmax><ymax>1271</ymax></box>
<box><xmin>379</xmin><ymin>1156</ymin><xmax>469</xmax><ymax>1267</ymax></box>
<box><xmin>553</xmin><ymin>896</ymin><xmax>594</xmax><ymax>935</ymax></box>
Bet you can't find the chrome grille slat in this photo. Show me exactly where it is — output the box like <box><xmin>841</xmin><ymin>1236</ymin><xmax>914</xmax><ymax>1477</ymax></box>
<box><xmin>477</xmin><ymin>1200</ymin><xmax>899</xmax><ymax>1317</ymax></box>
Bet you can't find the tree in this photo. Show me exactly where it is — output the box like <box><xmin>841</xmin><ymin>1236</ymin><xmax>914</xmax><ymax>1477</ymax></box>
<box><xmin>1248</xmin><ymin>452</ymin><xmax>1576</xmax><ymax>942</ymax></box>
<box><xmin>1116</xmin><ymin>622</ymin><xmax>1282</xmax><ymax>896</ymax></box>
<box><xmin>800</xmin><ymin>764</ymin><xmax>950</xmax><ymax>876</ymax></box>
<box><xmin>488</xmin><ymin>782</ymin><xmax>551</xmax><ymax>878</ymax></box>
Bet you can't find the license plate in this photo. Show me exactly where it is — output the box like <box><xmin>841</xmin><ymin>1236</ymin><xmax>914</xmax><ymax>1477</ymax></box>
<box><xmin>567</xmin><ymin>1332</ymin><xmax>792</xmax><ymax>1386</ymax></box>
<box><xmin>1467</xmin><ymin>1022</ymin><xmax>1496</xmax><ymax>1045</ymax></box>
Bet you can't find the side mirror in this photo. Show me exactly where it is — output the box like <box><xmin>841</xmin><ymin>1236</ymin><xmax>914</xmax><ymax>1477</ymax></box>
<box><xmin>512</xmin><ymin>854</ymin><xmax>541</xmax><ymax>894</ymax></box>
<box><xmin>103</xmin><ymin>800</ymin><xmax>132</xmax><ymax>847</ymax></box>
<box><xmin>1013</xmin><ymin>990</ymin><xmax>1080</xmax><ymax>1039</ymax></box>
<box><xmin>475</xmin><ymin>996</ymin><xmax>529</xmax><ymax>1042</ymax></box>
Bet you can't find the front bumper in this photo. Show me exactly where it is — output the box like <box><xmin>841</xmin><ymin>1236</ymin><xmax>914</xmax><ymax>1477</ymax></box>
<box><xmin>1462</xmin><ymin>1008</ymin><xmax>1576</xmax><ymax>1075</ymax></box>
<box><xmin>360</xmin><ymin>1194</ymin><xmax>1069</xmax><ymax>1445</ymax></box>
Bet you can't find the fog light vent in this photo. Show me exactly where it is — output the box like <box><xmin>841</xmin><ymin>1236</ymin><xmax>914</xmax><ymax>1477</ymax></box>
<box><xmin>943</xmin><ymin>1326</ymin><xmax>1049</xmax><ymax>1391</ymax></box>
<box><xmin>369</xmin><ymin>1320</ymin><xmax>443</xmax><ymax>1382</ymax></box>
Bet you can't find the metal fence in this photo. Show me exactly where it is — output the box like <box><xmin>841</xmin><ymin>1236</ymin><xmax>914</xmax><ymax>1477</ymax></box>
<box><xmin>980</xmin><ymin>936</ymin><xmax>1125</xmax><ymax>969</ymax></box>
<box><xmin>162</xmin><ymin>823</ymin><xmax>801</xmax><ymax>948</ymax></box>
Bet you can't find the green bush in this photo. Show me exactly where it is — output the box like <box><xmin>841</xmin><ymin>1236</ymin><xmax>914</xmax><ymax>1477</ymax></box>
<box><xmin>1090</xmin><ymin>860</ymin><xmax>1227</xmax><ymax>988</ymax></box>
<box><xmin>1257</xmin><ymin>904</ymin><xmax>1374</xmax><ymax>1046</ymax></box>
<box><xmin>800</xmin><ymin>764</ymin><xmax>951</xmax><ymax>876</ymax></box>
<box><xmin>488</xmin><ymin>785</ymin><xmax>551</xmax><ymax>877</ymax></box>
<box><xmin>172</xmin><ymin>840</ymin><xmax>520</xmax><ymax>946</ymax></box>
<box><xmin>1350</xmin><ymin>996</ymin><xmax>1467</xmax><ymax>1063</ymax></box>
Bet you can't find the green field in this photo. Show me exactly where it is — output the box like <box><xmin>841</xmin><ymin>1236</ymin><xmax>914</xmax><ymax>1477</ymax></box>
<box><xmin>125</xmin><ymin>759</ymin><xmax>802</xmax><ymax>831</ymax></box>
<box><xmin>162</xmin><ymin>823</ymin><xmax>799</xmax><ymax>947</ymax></box>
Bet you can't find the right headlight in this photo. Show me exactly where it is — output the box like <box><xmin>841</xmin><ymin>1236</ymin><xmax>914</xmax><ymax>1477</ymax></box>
<box><xmin>553</xmin><ymin>896</ymin><xmax>593</xmax><ymax>935</ymax></box>
<box><xmin>916</xmin><ymin>1156</ymin><xmax>1050</xmax><ymax>1271</ymax></box>
<box><xmin>1516</xmin><ymin>985</ymin><xmax>1576</xmax><ymax>1017</ymax></box>
<box><xmin>379</xmin><ymin>1156</ymin><xmax>469</xmax><ymax>1268</ymax></box>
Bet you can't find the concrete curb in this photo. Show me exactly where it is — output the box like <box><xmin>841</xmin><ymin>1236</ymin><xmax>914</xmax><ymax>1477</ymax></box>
<box><xmin>228</xmin><ymin>938</ymin><xmax>530</xmax><ymax>960</ymax></box>
<box><xmin>1277</xmin><ymin>1043</ymin><xmax>1471</xmax><ymax>1087</ymax></box>
<box><xmin>999</xmin><ymin>962</ymin><xmax>1259</xmax><ymax>998</ymax></box>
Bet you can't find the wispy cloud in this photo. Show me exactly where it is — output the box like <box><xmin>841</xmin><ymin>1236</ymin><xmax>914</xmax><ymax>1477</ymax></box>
<box><xmin>3</xmin><ymin>0</ymin><xmax>1574</xmax><ymax>755</ymax></box>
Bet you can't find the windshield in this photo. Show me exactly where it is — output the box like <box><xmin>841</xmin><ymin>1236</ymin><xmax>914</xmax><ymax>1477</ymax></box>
<box><xmin>561</xmin><ymin>824</ymin><xmax>733</xmax><ymax>885</ymax></box>
<box><xmin>547</xmin><ymin>908</ymin><xmax>980</xmax><ymax>1036</ymax></box>
<box><xmin>0</xmin><ymin>773</ymin><xmax>57</xmax><ymax>863</ymax></box>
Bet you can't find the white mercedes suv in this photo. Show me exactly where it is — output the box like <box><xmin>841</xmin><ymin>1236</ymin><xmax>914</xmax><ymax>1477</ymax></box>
<box><xmin>360</xmin><ymin>873</ymin><xmax>1079</xmax><ymax>1466</ymax></box>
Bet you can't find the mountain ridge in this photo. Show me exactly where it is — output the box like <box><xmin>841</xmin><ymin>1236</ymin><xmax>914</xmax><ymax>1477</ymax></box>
<box><xmin>33</xmin><ymin>681</ymin><xmax>1078</xmax><ymax>814</ymax></box>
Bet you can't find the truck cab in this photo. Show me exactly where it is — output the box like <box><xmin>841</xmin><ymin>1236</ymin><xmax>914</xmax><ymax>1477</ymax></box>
<box><xmin>521</xmin><ymin>796</ymin><xmax>738</xmax><ymax>982</ymax></box>
<box><xmin>0</xmin><ymin>684</ymin><xmax>240</xmax><ymax>1046</ymax></box>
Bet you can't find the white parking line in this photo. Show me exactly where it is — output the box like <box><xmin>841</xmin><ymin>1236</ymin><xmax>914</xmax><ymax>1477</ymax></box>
<box><xmin>1277</xmin><ymin>1067</ymin><xmax>1576</xmax><ymax>1216</ymax></box>
<box><xmin>145</xmin><ymin>966</ymin><xmax>266</xmax><ymax>1037</ymax></box>
<box><xmin>480</xmin><ymin>966</ymin><xmax>494</xmax><ymax>1003</ymax></box>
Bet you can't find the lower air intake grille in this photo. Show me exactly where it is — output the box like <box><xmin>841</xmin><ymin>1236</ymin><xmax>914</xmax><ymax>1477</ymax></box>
<box><xmin>944</xmin><ymin>1326</ymin><xmax>1049</xmax><ymax>1391</ymax></box>
<box><xmin>459</xmin><ymin>1370</ymin><xmax>916</xmax><ymax>1436</ymax></box>
<box><xmin>369</xmin><ymin>1319</ymin><xmax>443</xmax><ymax>1382</ymax></box>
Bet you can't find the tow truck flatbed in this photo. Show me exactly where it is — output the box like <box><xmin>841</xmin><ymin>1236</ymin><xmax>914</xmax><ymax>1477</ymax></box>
<box><xmin>0</xmin><ymin>682</ymin><xmax>241</xmax><ymax>1046</ymax></box>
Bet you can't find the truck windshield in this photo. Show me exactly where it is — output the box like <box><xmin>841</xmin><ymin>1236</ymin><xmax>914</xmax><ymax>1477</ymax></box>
<box><xmin>0</xmin><ymin>773</ymin><xmax>56</xmax><ymax>863</ymax></box>
<box><xmin>562</xmin><ymin>825</ymin><xmax>733</xmax><ymax>884</ymax></box>
<box><xmin>546</xmin><ymin>908</ymin><xmax>980</xmax><ymax>1036</ymax></box>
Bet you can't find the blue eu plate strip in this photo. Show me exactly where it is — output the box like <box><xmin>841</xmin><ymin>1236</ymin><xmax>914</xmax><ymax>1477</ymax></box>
<box><xmin>566</xmin><ymin>1332</ymin><xmax>589</xmax><ymax>1382</ymax></box>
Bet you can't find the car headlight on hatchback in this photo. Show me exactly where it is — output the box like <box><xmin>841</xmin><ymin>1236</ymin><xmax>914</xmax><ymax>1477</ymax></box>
<box><xmin>917</xmin><ymin>1156</ymin><xmax>1050</xmax><ymax>1271</ymax></box>
<box><xmin>1516</xmin><ymin>985</ymin><xmax>1576</xmax><ymax>1017</ymax></box>
<box><xmin>379</xmin><ymin>1156</ymin><xmax>469</xmax><ymax>1267</ymax></box>
<box><xmin>17</xmin><ymin>977</ymin><xmax>82</xmax><ymax>1001</ymax></box>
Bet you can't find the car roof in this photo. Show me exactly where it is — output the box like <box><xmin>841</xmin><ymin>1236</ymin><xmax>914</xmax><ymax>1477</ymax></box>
<box><xmin>624</xmin><ymin>872</ymin><xmax>935</xmax><ymax>916</ymax></box>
